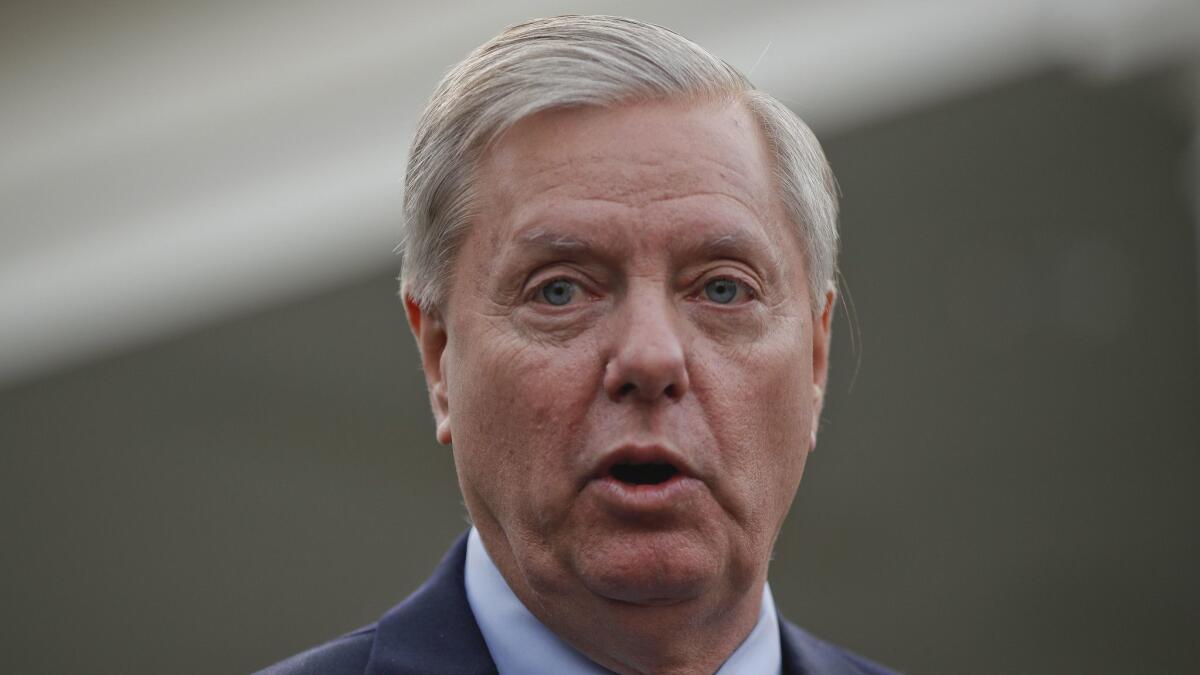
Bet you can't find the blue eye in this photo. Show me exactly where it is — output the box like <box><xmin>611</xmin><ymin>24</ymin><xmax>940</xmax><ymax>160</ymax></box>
<box><xmin>540</xmin><ymin>279</ymin><xmax>576</xmax><ymax>306</ymax></box>
<box><xmin>704</xmin><ymin>278</ymin><xmax>741</xmax><ymax>304</ymax></box>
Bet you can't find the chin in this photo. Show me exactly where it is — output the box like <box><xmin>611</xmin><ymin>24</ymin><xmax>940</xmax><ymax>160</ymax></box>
<box><xmin>570</xmin><ymin>528</ymin><xmax>725</xmax><ymax>605</ymax></box>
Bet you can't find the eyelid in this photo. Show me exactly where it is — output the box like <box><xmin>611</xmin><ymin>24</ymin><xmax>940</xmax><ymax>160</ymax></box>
<box><xmin>523</xmin><ymin>269</ymin><xmax>594</xmax><ymax>304</ymax></box>
<box><xmin>694</xmin><ymin>268</ymin><xmax>761</xmax><ymax>302</ymax></box>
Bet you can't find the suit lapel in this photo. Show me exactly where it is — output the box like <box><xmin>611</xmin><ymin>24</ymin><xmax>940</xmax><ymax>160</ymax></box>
<box><xmin>364</xmin><ymin>533</ymin><xmax>498</xmax><ymax>675</ymax></box>
<box><xmin>779</xmin><ymin>617</ymin><xmax>879</xmax><ymax>675</ymax></box>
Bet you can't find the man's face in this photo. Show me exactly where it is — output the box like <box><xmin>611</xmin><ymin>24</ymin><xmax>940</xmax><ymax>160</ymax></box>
<box><xmin>410</xmin><ymin>98</ymin><xmax>832</xmax><ymax>612</ymax></box>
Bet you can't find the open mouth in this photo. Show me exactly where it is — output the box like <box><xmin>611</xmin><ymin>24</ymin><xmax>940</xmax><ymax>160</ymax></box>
<box><xmin>590</xmin><ymin>446</ymin><xmax>699</xmax><ymax>511</ymax></box>
<box><xmin>609</xmin><ymin>461</ymin><xmax>680</xmax><ymax>486</ymax></box>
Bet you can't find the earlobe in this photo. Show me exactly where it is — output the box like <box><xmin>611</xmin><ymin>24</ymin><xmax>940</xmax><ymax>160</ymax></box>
<box><xmin>810</xmin><ymin>383</ymin><xmax>824</xmax><ymax>448</ymax></box>
<box><xmin>810</xmin><ymin>286</ymin><xmax>836</xmax><ymax>450</ymax></box>
<box><xmin>404</xmin><ymin>290</ymin><xmax>453</xmax><ymax>447</ymax></box>
<box><xmin>812</xmin><ymin>285</ymin><xmax>836</xmax><ymax>393</ymax></box>
<box><xmin>431</xmin><ymin>360</ymin><xmax>452</xmax><ymax>446</ymax></box>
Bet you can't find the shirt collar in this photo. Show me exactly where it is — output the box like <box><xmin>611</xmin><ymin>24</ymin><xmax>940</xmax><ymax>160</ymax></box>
<box><xmin>464</xmin><ymin>527</ymin><xmax>782</xmax><ymax>675</ymax></box>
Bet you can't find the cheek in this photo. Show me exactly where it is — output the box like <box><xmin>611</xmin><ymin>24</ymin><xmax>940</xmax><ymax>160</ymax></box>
<box><xmin>699</xmin><ymin>327</ymin><xmax>814</xmax><ymax>526</ymax></box>
<box><xmin>447</xmin><ymin>322</ymin><xmax>602</xmax><ymax>520</ymax></box>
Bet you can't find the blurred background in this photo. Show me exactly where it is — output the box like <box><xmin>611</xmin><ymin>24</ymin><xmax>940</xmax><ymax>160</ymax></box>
<box><xmin>2</xmin><ymin>1</ymin><xmax>1197</xmax><ymax>673</ymax></box>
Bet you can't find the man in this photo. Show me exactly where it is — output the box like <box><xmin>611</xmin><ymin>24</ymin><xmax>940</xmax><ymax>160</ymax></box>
<box><xmin>261</xmin><ymin>15</ymin><xmax>896</xmax><ymax>675</ymax></box>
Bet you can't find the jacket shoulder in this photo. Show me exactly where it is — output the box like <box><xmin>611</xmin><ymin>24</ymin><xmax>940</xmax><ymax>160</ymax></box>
<box><xmin>254</xmin><ymin>625</ymin><xmax>376</xmax><ymax>675</ymax></box>
<box><xmin>780</xmin><ymin>619</ymin><xmax>900</xmax><ymax>675</ymax></box>
<box><xmin>251</xmin><ymin>533</ymin><xmax>494</xmax><ymax>675</ymax></box>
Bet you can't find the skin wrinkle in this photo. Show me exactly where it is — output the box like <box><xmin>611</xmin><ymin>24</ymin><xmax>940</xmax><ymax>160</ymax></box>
<box><xmin>503</xmin><ymin>118</ymin><xmax>760</xmax><ymax>195</ymax></box>
<box><xmin>492</xmin><ymin>246</ymin><xmax>782</xmax><ymax>357</ymax></box>
<box><xmin>498</xmin><ymin>216</ymin><xmax>785</xmax><ymax>308</ymax></box>
<box><xmin>489</xmin><ymin>123</ymin><xmax>769</xmax><ymax>210</ymax></box>
<box><xmin>407</xmin><ymin>98</ymin><xmax>833</xmax><ymax>675</ymax></box>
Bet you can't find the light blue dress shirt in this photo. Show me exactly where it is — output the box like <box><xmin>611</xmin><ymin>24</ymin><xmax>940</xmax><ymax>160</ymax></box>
<box><xmin>464</xmin><ymin>528</ymin><xmax>782</xmax><ymax>675</ymax></box>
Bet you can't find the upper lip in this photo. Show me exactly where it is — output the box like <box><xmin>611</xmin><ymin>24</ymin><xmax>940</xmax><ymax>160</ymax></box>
<box><xmin>589</xmin><ymin>443</ymin><xmax>696</xmax><ymax>481</ymax></box>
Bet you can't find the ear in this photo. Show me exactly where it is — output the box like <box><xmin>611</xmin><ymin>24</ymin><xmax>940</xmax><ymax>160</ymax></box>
<box><xmin>810</xmin><ymin>284</ymin><xmax>836</xmax><ymax>447</ymax></box>
<box><xmin>404</xmin><ymin>290</ymin><xmax>453</xmax><ymax>446</ymax></box>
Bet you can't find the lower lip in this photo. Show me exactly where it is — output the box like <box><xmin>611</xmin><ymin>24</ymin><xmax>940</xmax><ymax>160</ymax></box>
<box><xmin>588</xmin><ymin>474</ymin><xmax>704</xmax><ymax>516</ymax></box>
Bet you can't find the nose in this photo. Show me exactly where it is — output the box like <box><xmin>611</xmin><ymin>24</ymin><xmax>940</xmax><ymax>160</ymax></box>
<box><xmin>603</xmin><ymin>291</ymin><xmax>690</xmax><ymax>404</ymax></box>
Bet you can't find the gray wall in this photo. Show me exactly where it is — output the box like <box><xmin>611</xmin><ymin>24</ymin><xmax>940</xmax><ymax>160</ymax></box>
<box><xmin>2</xmin><ymin>71</ymin><xmax>1197</xmax><ymax>674</ymax></box>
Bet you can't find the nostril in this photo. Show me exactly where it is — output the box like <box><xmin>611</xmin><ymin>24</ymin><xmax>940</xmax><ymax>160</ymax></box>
<box><xmin>663</xmin><ymin>383</ymin><xmax>677</xmax><ymax>398</ymax></box>
<box><xmin>618</xmin><ymin>382</ymin><xmax>636</xmax><ymax>397</ymax></box>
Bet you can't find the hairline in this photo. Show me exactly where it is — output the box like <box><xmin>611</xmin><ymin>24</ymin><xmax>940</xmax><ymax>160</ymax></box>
<box><xmin>399</xmin><ymin>16</ymin><xmax>837</xmax><ymax>315</ymax></box>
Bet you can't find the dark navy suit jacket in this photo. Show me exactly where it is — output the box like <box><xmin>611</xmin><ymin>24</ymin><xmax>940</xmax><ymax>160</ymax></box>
<box><xmin>257</xmin><ymin>533</ymin><xmax>897</xmax><ymax>675</ymax></box>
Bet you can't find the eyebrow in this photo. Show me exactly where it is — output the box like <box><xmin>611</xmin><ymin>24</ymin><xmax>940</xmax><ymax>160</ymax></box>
<box><xmin>695</xmin><ymin>233</ymin><xmax>754</xmax><ymax>259</ymax></box>
<box><xmin>515</xmin><ymin>228</ymin><xmax>592</xmax><ymax>253</ymax></box>
<box><xmin>510</xmin><ymin>226</ymin><xmax>785</xmax><ymax>285</ymax></box>
<box><xmin>516</xmin><ymin>227</ymin><xmax>778</xmax><ymax>259</ymax></box>
<box><xmin>679</xmin><ymin>232</ymin><xmax>785</xmax><ymax>283</ymax></box>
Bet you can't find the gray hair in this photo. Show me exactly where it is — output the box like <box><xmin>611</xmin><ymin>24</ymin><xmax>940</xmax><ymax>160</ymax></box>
<box><xmin>400</xmin><ymin>15</ymin><xmax>838</xmax><ymax>309</ymax></box>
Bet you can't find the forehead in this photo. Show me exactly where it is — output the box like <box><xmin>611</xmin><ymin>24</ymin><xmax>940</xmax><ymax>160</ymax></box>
<box><xmin>475</xmin><ymin>98</ymin><xmax>784</xmax><ymax>235</ymax></box>
<box><xmin>463</xmin><ymin>96</ymin><xmax>801</xmax><ymax>279</ymax></box>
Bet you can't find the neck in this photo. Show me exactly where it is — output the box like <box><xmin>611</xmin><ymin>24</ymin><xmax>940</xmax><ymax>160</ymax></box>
<box><xmin>484</xmin><ymin>536</ymin><xmax>766</xmax><ymax>675</ymax></box>
<box><xmin>555</xmin><ymin>593</ymin><xmax>765</xmax><ymax>675</ymax></box>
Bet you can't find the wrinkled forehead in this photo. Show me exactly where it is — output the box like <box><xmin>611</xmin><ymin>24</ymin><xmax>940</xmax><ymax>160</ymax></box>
<box><xmin>442</xmin><ymin>98</ymin><xmax>808</xmax><ymax>306</ymax></box>
<box><xmin>473</xmin><ymin>98</ymin><xmax>785</xmax><ymax>245</ymax></box>
<box><xmin>487</xmin><ymin>100</ymin><xmax>769</xmax><ymax>189</ymax></box>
